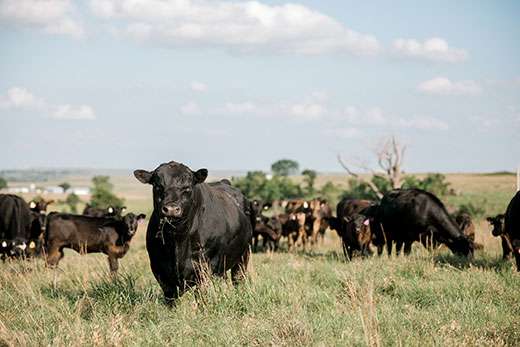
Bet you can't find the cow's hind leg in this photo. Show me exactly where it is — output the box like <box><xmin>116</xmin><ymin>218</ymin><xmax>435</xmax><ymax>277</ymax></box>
<box><xmin>395</xmin><ymin>240</ymin><xmax>404</xmax><ymax>256</ymax></box>
<box><xmin>231</xmin><ymin>249</ymin><xmax>250</xmax><ymax>284</ymax></box>
<box><xmin>403</xmin><ymin>241</ymin><xmax>413</xmax><ymax>256</ymax></box>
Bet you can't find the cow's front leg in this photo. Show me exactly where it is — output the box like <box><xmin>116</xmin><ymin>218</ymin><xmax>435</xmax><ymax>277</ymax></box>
<box><xmin>108</xmin><ymin>255</ymin><xmax>119</xmax><ymax>275</ymax></box>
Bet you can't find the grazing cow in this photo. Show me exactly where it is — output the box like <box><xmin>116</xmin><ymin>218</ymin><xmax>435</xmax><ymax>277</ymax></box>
<box><xmin>133</xmin><ymin>161</ymin><xmax>253</xmax><ymax>302</ymax></box>
<box><xmin>486</xmin><ymin>214</ymin><xmax>512</xmax><ymax>260</ymax></box>
<box><xmin>83</xmin><ymin>204</ymin><xmax>126</xmax><ymax>218</ymax></box>
<box><xmin>504</xmin><ymin>191</ymin><xmax>520</xmax><ymax>271</ymax></box>
<box><xmin>421</xmin><ymin>212</ymin><xmax>483</xmax><ymax>251</ymax></box>
<box><xmin>375</xmin><ymin>189</ymin><xmax>473</xmax><ymax>257</ymax></box>
<box><xmin>276</xmin><ymin>213</ymin><xmax>301</xmax><ymax>250</ymax></box>
<box><xmin>45</xmin><ymin>212</ymin><xmax>145</xmax><ymax>273</ymax></box>
<box><xmin>306</xmin><ymin>199</ymin><xmax>333</xmax><ymax>246</ymax></box>
<box><xmin>280</xmin><ymin>199</ymin><xmax>310</xmax><ymax>250</ymax></box>
<box><xmin>0</xmin><ymin>194</ymin><xmax>44</xmax><ymax>260</ymax></box>
<box><xmin>253</xmin><ymin>215</ymin><xmax>282</xmax><ymax>252</ymax></box>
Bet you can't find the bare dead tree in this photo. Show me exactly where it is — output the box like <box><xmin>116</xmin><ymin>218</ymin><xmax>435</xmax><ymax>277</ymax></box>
<box><xmin>337</xmin><ymin>136</ymin><xmax>407</xmax><ymax>199</ymax></box>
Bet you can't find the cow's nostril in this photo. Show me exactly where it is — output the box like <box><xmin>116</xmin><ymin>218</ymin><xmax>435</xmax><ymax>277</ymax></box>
<box><xmin>162</xmin><ymin>206</ymin><xmax>170</xmax><ymax>215</ymax></box>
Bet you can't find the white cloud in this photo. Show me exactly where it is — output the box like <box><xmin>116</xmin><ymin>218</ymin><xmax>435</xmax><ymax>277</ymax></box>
<box><xmin>0</xmin><ymin>0</ymin><xmax>84</xmax><ymax>38</ymax></box>
<box><xmin>0</xmin><ymin>87</ymin><xmax>44</xmax><ymax>110</ymax></box>
<box><xmin>417</xmin><ymin>77</ymin><xmax>482</xmax><ymax>95</ymax></box>
<box><xmin>0</xmin><ymin>87</ymin><xmax>96</xmax><ymax>120</ymax></box>
<box><xmin>180</xmin><ymin>101</ymin><xmax>201</xmax><ymax>115</ymax></box>
<box><xmin>324</xmin><ymin>127</ymin><xmax>362</xmax><ymax>139</ymax></box>
<box><xmin>288</xmin><ymin>102</ymin><xmax>326</xmax><ymax>120</ymax></box>
<box><xmin>190</xmin><ymin>81</ymin><xmax>208</xmax><ymax>92</ymax></box>
<box><xmin>341</xmin><ymin>106</ymin><xmax>386</xmax><ymax>125</ymax></box>
<box><xmin>392</xmin><ymin>37</ymin><xmax>467</xmax><ymax>63</ymax></box>
<box><xmin>90</xmin><ymin>0</ymin><xmax>381</xmax><ymax>55</ymax></box>
<box><xmin>222</xmin><ymin>102</ymin><xmax>257</xmax><ymax>114</ymax></box>
<box><xmin>399</xmin><ymin>116</ymin><xmax>449</xmax><ymax>130</ymax></box>
<box><xmin>51</xmin><ymin>105</ymin><xmax>96</xmax><ymax>120</ymax></box>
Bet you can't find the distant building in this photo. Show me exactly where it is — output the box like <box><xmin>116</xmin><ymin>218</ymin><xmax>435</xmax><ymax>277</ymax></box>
<box><xmin>45</xmin><ymin>186</ymin><xmax>65</xmax><ymax>194</ymax></box>
<box><xmin>7</xmin><ymin>187</ymin><xmax>30</xmax><ymax>193</ymax></box>
<box><xmin>70</xmin><ymin>187</ymin><xmax>90</xmax><ymax>196</ymax></box>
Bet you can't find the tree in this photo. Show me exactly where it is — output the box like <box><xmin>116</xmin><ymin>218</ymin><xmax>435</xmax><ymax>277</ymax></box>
<box><xmin>59</xmin><ymin>182</ymin><xmax>71</xmax><ymax>193</ymax></box>
<box><xmin>65</xmin><ymin>193</ymin><xmax>80</xmax><ymax>213</ymax></box>
<box><xmin>337</xmin><ymin>136</ymin><xmax>406</xmax><ymax>199</ymax></box>
<box><xmin>301</xmin><ymin>169</ymin><xmax>317</xmax><ymax>195</ymax></box>
<box><xmin>232</xmin><ymin>171</ymin><xmax>302</xmax><ymax>201</ymax></box>
<box><xmin>402</xmin><ymin>173</ymin><xmax>450</xmax><ymax>197</ymax></box>
<box><xmin>271</xmin><ymin>159</ymin><xmax>299</xmax><ymax>177</ymax></box>
<box><xmin>89</xmin><ymin>176</ymin><xmax>124</xmax><ymax>208</ymax></box>
<box><xmin>0</xmin><ymin>177</ymin><xmax>7</xmax><ymax>190</ymax></box>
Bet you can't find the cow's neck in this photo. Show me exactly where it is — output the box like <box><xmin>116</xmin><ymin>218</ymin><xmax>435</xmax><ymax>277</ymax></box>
<box><xmin>161</xmin><ymin>187</ymin><xmax>204</xmax><ymax>274</ymax></box>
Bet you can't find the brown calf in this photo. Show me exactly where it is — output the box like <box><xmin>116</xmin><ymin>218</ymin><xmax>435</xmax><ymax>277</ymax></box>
<box><xmin>45</xmin><ymin>212</ymin><xmax>145</xmax><ymax>274</ymax></box>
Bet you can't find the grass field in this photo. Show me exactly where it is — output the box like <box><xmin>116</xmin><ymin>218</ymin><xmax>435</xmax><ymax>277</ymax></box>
<box><xmin>1</xmin><ymin>173</ymin><xmax>519</xmax><ymax>346</ymax></box>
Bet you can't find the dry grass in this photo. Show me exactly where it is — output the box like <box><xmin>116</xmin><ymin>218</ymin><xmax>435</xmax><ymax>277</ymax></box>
<box><xmin>1</xmin><ymin>173</ymin><xmax>519</xmax><ymax>346</ymax></box>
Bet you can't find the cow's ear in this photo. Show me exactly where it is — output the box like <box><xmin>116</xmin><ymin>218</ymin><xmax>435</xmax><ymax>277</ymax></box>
<box><xmin>193</xmin><ymin>168</ymin><xmax>208</xmax><ymax>184</ymax></box>
<box><xmin>29</xmin><ymin>201</ymin><xmax>37</xmax><ymax>209</ymax></box>
<box><xmin>134</xmin><ymin>169</ymin><xmax>152</xmax><ymax>184</ymax></box>
<box><xmin>497</xmin><ymin>214</ymin><xmax>505</xmax><ymax>220</ymax></box>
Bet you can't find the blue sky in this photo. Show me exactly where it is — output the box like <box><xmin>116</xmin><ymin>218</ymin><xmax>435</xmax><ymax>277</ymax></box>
<box><xmin>1</xmin><ymin>0</ymin><xmax>519</xmax><ymax>173</ymax></box>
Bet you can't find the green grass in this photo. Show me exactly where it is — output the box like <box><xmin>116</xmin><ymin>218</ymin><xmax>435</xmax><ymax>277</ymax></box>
<box><xmin>1</xmin><ymin>173</ymin><xmax>518</xmax><ymax>346</ymax></box>
<box><xmin>1</xmin><ymin>241</ymin><xmax>519</xmax><ymax>346</ymax></box>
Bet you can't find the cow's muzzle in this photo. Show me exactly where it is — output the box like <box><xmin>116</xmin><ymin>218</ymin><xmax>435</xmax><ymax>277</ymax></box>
<box><xmin>162</xmin><ymin>204</ymin><xmax>183</xmax><ymax>218</ymax></box>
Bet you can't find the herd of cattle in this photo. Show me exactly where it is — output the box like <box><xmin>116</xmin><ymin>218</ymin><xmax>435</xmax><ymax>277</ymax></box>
<box><xmin>0</xmin><ymin>195</ymin><xmax>145</xmax><ymax>273</ymax></box>
<box><xmin>0</xmin><ymin>160</ymin><xmax>519</xmax><ymax>302</ymax></box>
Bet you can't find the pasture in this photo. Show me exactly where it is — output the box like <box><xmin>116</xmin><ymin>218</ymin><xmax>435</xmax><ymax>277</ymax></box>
<box><xmin>1</xmin><ymin>173</ymin><xmax>519</xmax><ymax>346</ymax></box>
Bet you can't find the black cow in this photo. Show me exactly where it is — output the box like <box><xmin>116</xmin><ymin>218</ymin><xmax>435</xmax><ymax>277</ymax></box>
<box><xmin>83</xmin><ymin>204</ymin><xmax>126</xmax><ymax>218</ymax></box>
<box><xmin>253</xmin><ymin>215</ymin><xmax>282</xmax><ymax>252</ymax></box>
<box><xmin>421</xmin><ymin>212</ymin><xmax>482</xmax><ymax>251</ymax></box>
<box><xmin>0</xmin><ymin>194</ymin><xmax>44</xmax><ymax>260</ymax></box>
<box><xmin>375</xmin><ymin>189</ymin><xmax>473</xmax><ymax>257</ymax></box>
<box><xmin>327</xmin><ymin>198</ymin><xmax>379</xmax><ymax>259</ymax></box>
<box><xmin>486</xmin><ymin>214</ymin><xmax>512</xmax><ymax>260</ymax></box>
<box><xmin>504</xmin><ymin>191</ymin><xmax>520</xmax><ymax>271</ymax></box>
<box><xmin>134</xmin><ymin>161</ymin><xmax>253</xmax><ymax>302</ymax></box>
<box><xmin>45</xmin><ymin>212</ymin><xmax>145</xmax><ymax>273</ymax></box>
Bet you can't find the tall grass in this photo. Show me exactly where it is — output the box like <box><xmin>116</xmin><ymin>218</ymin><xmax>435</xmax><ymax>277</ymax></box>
<box><xmin>1</xmin><ymin>236</ymin><xmax>519</xmax><ymax>346</ymax></box>
<box><xmin>1</xmin><ymin>173</ymin><xmax>518</xmax><ymax>346</ymax></box>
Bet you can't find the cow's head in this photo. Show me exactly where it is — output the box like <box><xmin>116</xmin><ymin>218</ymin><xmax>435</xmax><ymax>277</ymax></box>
<box><xmin>122</xmin><ymin>213</ymin><xmax>146</xmax><ymax>237</ymax></box>
<box><xmin>447</xmin><ymin>235</ymin><xmax>474</xmax><ymax>258</ymax></box>
<box><xmin>107</xmin><ymin>205</ymin><xmax>127</xmax><ymax>217</ymax></box>
<box><xmin>29</xmin><ymin>199</ymin><xmax>54</xmax><ymax>214</ymax></box>
<box><xmin>345</xmin><ymin>214</ymin><xmax>372</xmax><ymax>247</ymax></box>
<box><xmin>134</xmin><ymin>161</ymin><xmax>207</xmax><ymax>222</ymax></box>
<box><xmin>486</xmin><ymin>214</ymin><xmax>505</xmax><ymax>236</ymax></box>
